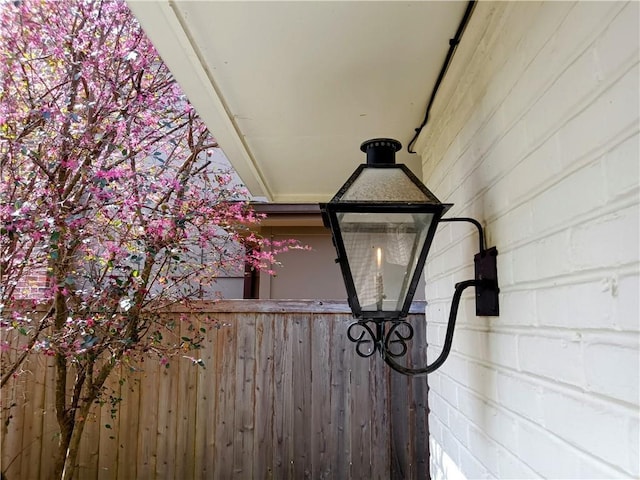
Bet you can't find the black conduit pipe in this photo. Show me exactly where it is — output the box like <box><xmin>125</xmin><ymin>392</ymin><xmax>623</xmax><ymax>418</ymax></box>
<box><xmin>407</xmin><ymin>0</ymin><xmax>477</xmax><ymax>154</ymax></box>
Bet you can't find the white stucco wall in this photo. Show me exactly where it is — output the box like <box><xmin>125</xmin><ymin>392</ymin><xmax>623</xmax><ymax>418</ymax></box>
<box><xmin>416</xmin><ymin>2</ymin><xmax>639</xmax><ymax>478</ymax></box>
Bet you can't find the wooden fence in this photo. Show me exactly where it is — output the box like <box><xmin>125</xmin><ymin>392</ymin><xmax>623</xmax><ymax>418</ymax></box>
<box><xmin>1</xmin><ymin>301</ymin><xmax>429</xmax><ymax>479</ymax></box>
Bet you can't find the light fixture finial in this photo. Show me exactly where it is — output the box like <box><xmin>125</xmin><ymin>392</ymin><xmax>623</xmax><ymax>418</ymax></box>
<box><xmin>359</xmin><ymin>138</ymin><xmax>402</xmax><ymax>165</ymax></box>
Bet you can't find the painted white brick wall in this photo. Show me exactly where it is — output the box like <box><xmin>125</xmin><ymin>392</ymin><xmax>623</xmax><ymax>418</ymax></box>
<box><xmin>416</xmin><ymin>2</ymin><xmax>639</xmax><ymax>478</ymax></box>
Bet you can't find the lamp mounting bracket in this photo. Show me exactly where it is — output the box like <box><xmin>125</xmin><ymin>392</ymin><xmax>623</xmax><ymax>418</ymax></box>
<box><xmin>475</xmin><ymin>246</ymin><xmax>499</xmax><ymax>316</ymax></box>
<box><xmin>440</xmin><ymin>216</ymin><xmax>486</xmax><ymax>253</ymax></box>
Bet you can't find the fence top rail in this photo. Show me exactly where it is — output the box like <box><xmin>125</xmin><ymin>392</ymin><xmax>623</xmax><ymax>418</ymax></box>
<box><xmin>164</xmin><ymin>300</ymin><xmax>427</xmax><ymax>314</ymax></box>
<box><xmin>4</xmin><ymin>300</ymin><xmax>427</xmax><ymax>315</ymax></box>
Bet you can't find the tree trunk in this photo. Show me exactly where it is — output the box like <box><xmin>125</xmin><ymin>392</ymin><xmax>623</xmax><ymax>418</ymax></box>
<box><xmin>57</xmin><ymin>358</ymin><xmax>118</xmax><ymax>480</ymax></box>
<box><xmin>52</xmin><ymin>351</ymin><xmax>71</xmax><ymax>479</ymax></box>
<box><xmin>53</xmin><ymin>413</ymin><xmax>73</xmax><ymax>479</ymax></box>
<box><xmin>60</xmin><ymin>399</ymin><xmax>93</xmax><ymax>480</ymax></box>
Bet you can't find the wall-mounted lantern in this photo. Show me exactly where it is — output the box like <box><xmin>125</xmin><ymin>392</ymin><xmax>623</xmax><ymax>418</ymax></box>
<box><xmin>320</xmin><ymin>138</ymin><xmax>499</xmax><ymax>376</ymax></box>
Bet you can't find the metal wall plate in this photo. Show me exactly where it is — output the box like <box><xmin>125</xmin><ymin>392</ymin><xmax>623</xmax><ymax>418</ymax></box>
<box><xmin>474</xmin><ymin>246</ymin><xmax>499</xmax><ymax>316</ymax></box>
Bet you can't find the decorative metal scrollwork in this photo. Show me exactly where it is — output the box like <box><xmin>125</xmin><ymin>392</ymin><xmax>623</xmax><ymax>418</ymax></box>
<box><xmin>347</xmin><ymin>319</ymin><xmax>414</xmax><ymax>360</ymax></box>
<box><xmin>385</xmin><ymin>321</ymin><xmax>414</xmax><ymax>358</ymax></box>
<box><xmin>347</xmin><ymin>321</ymin><xmax>378</xmax><ymax>358</ymax></box>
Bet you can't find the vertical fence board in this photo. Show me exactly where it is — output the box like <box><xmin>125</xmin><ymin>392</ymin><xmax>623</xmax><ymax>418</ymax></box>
<box><xmin>2</xmin><ymin>303</ymin><xmax>429</xmax><ymax>480</ymax></box>
<box><xmin>179</xmin><ymin>325</ymin><xmax>200</xmax><ymax>480</ymax></box>
<box><xmin>3</xmin><ymin>361</ymin><xmax>26</xmax><ymax>480</ymax></box>
<box><xmin>370</xmin><ymin>348</ymin><xmax>391</xmax><ymax>480</ymax></box>
<box><xmin>40</xmin><ymin>361</ymin><xmax>59</xmax><ymax>480</ymax></box>
<box><xmin>136</xmin><ymin>359</ymin><xmax>160</xmax><ymax>479</ymax></box>
<box><xmin>233</xmin><ymin>313</ymin><xmax>256</xmax><ymax>478</ymax></box>
<box><xmin>271</xmin><ymin>311</ymin><xmax>286</xmax><ymax>479</ymax></box>
<box><xmin>292</xmin><ymin>315</ymin><xmax>312</xmax><ymax>479</ymax></box>
<box><xmin>155</xmin><ymin>356</ymin><xmax>178</xmax><ymax>480</ymax></box>
<box><xmin>310</xmin><ymin>314</ymin><xmax>332</xmax><ymax>479</ymax></box>
<box><xmin>390</xmin><ymin>368</ymin><xmax>411</xmax><ymax>480</ymax></box>
<box><xmin>174</xmin><ymin>352</ymin><xmax>189</xmax><ymax>479</ymax></box>
<box><xmin>281</xmin><ymin>317</ymin><xmax>295</xmax><ymax>479</ymax></box>
<box><xmin>20</xmin><ymin>356</ymin><xmax>42</xmax><ymax>480</ymax></box>
<box><xmin>330</xmin><ymin>317</ymin><xmax>351</xmax><ymax>479</ymax></box>
<box><xmin>212</xmin><ymin>316</ymin><xmax>237</xmax><ymax>479</ymax></box>
<box><xmin>116</xmin><ymin>370</ymin><xmax>141</xmax><ymax>479</ymax></box>
<box><xmin>194</xmin><ymin>315</ymin><xmax>218</xmax><ymax>480</ymax></box>
<box><xmin>97</xmin><ymin>367</ymin><xmax>122</xmax><ymax>480</ymax></box>
<box><xmin>1</xmin><ymin>332</ymin><xmax>24</xmax><ymax>480</ymax></box>
<box><xmin>412</xmin><ymin>316</ymin><xmax>429</xmax><ymax>480</ymax></box>
<box><xmin>254</xmin><ymin>313</ymin><xmax>275</xmax><ymax>479</ymax></box>
<box><xmin>350</xmin><ymin>348</ymin><xmax>371</xmax><ymax>479</ymax></box>
<box><xmin>76</xmin><ymin>390</ymin><xmax>101</xmax><ymax>480</ymax></box>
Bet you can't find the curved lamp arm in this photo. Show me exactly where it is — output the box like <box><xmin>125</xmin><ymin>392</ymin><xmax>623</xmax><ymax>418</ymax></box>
<box><xmin>382</xmin><ymin>279</ymin><xmax>486</xmax><ymax>376</ymax></box>
<box><xmin>440</xmin><ymin>217</ymin><xmax>486</xmax><ymax>254</ymax></box>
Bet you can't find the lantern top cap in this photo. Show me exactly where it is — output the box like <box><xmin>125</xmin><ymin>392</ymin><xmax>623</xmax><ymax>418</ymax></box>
<box><xmin>360</xmin><ymin>138</ymin><xmax>402</xmax><ymax>153</ymax></box>
<box><xmin>360</xmin><ymin>138</ymin><xmax>402</xmax><ymax>165</ymax></box>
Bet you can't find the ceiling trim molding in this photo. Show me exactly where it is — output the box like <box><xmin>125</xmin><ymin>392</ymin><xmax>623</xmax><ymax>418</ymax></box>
<box><xmin>127</xmin><ymin>0</ymin><xmax>272</xmax><ymax>199</ymax></box>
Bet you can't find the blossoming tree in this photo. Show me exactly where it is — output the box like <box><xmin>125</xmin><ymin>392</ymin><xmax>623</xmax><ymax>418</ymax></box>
<box><xmin>0</xmin><ymin>1</ymin><xmax>301</xmax><ymax>478</ymax></box>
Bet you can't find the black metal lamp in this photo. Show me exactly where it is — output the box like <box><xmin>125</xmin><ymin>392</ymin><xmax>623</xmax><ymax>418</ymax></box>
<box><xmin>320</xmin><ymin>138</ymin><xmax>499</xmax><ymax>376</ymax></box>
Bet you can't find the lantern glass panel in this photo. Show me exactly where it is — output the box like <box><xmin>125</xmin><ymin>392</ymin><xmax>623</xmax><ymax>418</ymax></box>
<box><xmin>337</xmin><ymin>211</ymin><xmax>435</xmax><ymax>313</ymax></box>
<box><xmin>340</xmin><ymin>168</ymin><xmax>436</xmax><ymax>202</ymax></box>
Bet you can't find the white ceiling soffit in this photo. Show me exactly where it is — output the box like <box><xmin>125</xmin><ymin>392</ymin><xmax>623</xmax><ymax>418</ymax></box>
<box><xmin>127</xmin><ymin>1</ymin><xmax>469</xmax><ymax>202</ymax></box>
